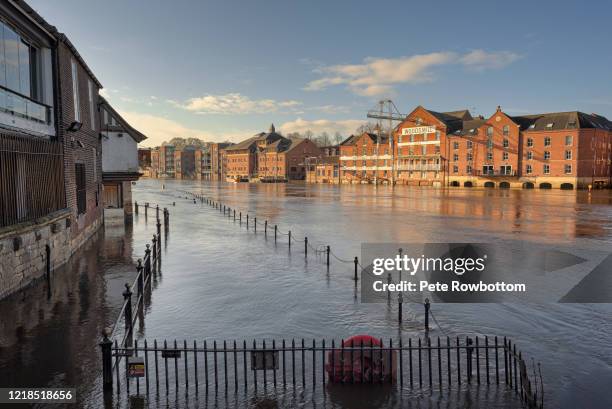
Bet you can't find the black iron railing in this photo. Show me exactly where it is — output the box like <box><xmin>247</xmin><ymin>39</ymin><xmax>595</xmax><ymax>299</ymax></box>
<box><xmin>0</xmin><ymin>133</ymin><xmax>65</xmax><ymax>228</ymax></box>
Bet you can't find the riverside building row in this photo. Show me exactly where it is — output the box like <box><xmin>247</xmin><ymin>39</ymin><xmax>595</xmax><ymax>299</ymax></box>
<box><xmin>0</xmin><ymin>0</ymin><xmax>146</xmax><ymax>299</ymax></box>
<box><xmin>330</xmin><ymin>105</ymin><xmax>612</xmax><ymax>189</ymax></box>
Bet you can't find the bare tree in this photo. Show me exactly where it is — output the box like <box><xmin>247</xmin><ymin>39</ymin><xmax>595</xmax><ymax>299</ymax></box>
<box><xmin>355</xmin><ymin>122</ymin><xmax>379</xmax><ymax>135</ymax></box>
<box><xmin>333</xmin><ymin>131</ymin><xmax>343</xmax><ymax>145</ymax></box>
<box><xmin>304</xmin><ymin>130</ymin><xmax>314</xmax><ymax>140</ymax></box>
<box><xmin>315</xmin><ymin>131</ymin><xmax>331</xmax><ymax>147</ymax></box>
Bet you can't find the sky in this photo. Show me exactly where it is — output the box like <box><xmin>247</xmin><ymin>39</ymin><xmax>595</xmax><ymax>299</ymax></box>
<box><xmin>28</xmin><ymin>0</ymin><xmax>612</xmax><ymax>147</ymax></box>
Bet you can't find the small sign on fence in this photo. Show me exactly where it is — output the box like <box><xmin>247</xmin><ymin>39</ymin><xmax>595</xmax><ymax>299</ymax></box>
<box><xmin>161</xmin><ymin>349</ymin><xmax>181</xmax><ymax>359</ymax></box>
<box><xmin>251</xmin><ymin>350</ymin><xmax>279</xmax><ymax>370</ymax></box>
<box><xmin>127</xmin><ymin>357</ymin><xmax>145</xmax><ymax>378</ymax></box>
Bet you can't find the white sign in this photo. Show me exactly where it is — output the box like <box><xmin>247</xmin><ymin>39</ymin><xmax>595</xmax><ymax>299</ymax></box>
<box><xmin>401</xmin><ymin>126</ymin><xmax>436</xmax><ymax>136</ymax></box>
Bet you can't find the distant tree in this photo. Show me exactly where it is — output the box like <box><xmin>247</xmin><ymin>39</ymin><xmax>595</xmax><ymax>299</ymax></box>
<box><xmin>355</xmin><ymin>122</ymin><xmax>379</xmax><ymax>135</ymax></box>
<box><xmin>333</xmin><ymin>131</ymin><xmax>343</xmax><ymax>145</ymax></box>
<box><xmin>286</xmin><ymin>132</ymin><xmax>302</xmax><ymax>138</ymax></box>
<box><xmin>315</xmin><ymin>131</ymin><xmax>331</xmax><ymax>147</ymax></box>
<box><xmin>304</xmin><ymin>130</ymin><xmax>314</xmax><ymax>140</ymax></box>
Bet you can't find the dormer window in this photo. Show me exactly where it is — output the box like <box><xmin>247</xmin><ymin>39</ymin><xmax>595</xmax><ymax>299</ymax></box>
<box><xmin>546</xmin><ymin>123</ymin><xmax>554</xmax><ymax>128</ymax></box>
<box><xmin>415</xmin><ymin>117</ymin><xmax>422</xmax><ymax>125</ymax></box>
<box><xmin>528</xmin><ymin>124</ymin><xmax>535</xmax><ymax>129</ymax></box>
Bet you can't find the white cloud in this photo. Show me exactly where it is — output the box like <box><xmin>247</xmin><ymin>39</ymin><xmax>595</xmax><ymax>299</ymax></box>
<box><xmin>172</xmin><ymin>93</ymin><xmax>302</xmax><ymax>114</ymax></box>
<box><xmin>117</xmin><ymin>110</ymin><xmax>248</xmax><ymax>147</ymax></box>
<box><xmin>305</xmin><ymin>50</ymin><xmax>521</xmax><ymax>96</ymax></box>
<box><xmin>459</xmin><ymin>50</ymin><xmax>521</xmax><ymax>71</ymax></box>
<box><xmin>279</xmin><ymin>118</ymin><xmax>366</xmax><ymax>137</ymax></box>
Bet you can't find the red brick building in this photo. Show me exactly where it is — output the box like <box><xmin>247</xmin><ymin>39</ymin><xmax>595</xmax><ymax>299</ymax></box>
<box><xmin>225</xmin><ymin>124</ymin><xmax>320</xmax><ymax>182</ymax></box>
<box><xmin>339</xmin><ymin>132</ymin><xmax>392</xmax><ymax>184</ymax></box>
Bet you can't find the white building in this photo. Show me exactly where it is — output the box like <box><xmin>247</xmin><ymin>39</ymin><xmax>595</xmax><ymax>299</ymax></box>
<box><xmin>99</xmin><ymin>97</ymin><xmax>146</xmax><ymax>224</ymax></box>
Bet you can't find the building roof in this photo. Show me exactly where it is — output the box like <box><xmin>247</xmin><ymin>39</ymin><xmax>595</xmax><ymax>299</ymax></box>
<box><xmin>13</xmin><ymin>0</ymin><xmax>103</xmax><ymax>88</ymax></box>
<box><xmin>340</xmin><ymin>132</ymin><xmax>383</xmax><ymax>146</ymax></box>
<box><xmin>424</xmin><ymin>108</ymin><xmax>473</xmax><ymax>133</ymax></box>
<box><xmin>512</xmin><ymin>111</ymin><xmax>612</xmax><ymax>132</ymax></box>
<box><xmin>450</xmin><ymin>118</ymin><xmax>487</xmax><ymax>136</ymax></box>
<box><xmin>225</xmin><ymin>124</ymin><xmax>284</xmax><ymax>152</ymax></box>
<box><xmin>99</xmin><ymin>96</ymin><xmax>147</xmax><ymax>142</ymax></box>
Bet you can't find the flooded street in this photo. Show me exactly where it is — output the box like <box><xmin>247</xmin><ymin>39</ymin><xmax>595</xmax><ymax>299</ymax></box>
<box><xmin>2</xmin><ymin>179</ymin><xmax>612</xmax><ymax>408</ymax></box>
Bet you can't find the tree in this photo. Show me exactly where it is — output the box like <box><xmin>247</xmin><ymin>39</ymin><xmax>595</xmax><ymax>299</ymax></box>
<box><xmin>315</xmin><ymin>131</ymin><xmax>331</xmax><ymax>147</ymax></box>
<box><xmin>355</xmin><ymin>122</ymin><xmax>379</xmax><ymax>135</ymax></box>
<box><xmin>304</xmin><ymin>130</ymin><xmax>314</xmax><ymax>140</ymax></box>
<box><xmin>333</xmin><ymin>131</ymin><xmax>343</xmax><ymax>145</ymax></box>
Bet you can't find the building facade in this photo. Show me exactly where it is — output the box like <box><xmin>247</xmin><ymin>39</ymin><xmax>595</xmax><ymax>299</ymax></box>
<box><xmin>339</xmin><ymin>133</ymin><xmax>392</xmax><ymax>184</ymax></box>
<box><xmin>210</xmin><ymin>142</ymin><xmax>232</xmax><ymax>181</ymax></box>
<box><xmin>157</xmin><ymin>144</ymin><xmax>175</xmax><ymax>177</ymax></box>
<box><xmin>195</xmin><ymin>146</ymin><xmax>211</xmax><ymax>180</ymax></box>
<box><xmin>99</xmin><ymin>97</ymin><xmax>146</xmax><ymax>224</ymax></box>
<box><xmin>174</xmin><ymin>147</ymin><xmax>196</xmax><ymax>179</ymax></box>
<box><xmin>0</xmin><ymin>0</ymin><xmax>105</xmax><ymax>299</ymax></box>
<box><xmin>225</xmin><ymin>124</ymin><xmax>320</xmax><ymax>182</ymax></box>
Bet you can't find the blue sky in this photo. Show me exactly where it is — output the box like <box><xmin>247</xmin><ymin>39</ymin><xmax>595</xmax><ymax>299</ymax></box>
<box><xmin>29</xmin><ymin>0</ymin><xmax>612</xmax><ymax>146</ymax></box>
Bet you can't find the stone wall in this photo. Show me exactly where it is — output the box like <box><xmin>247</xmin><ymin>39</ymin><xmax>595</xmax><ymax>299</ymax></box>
<box><xmin>0</xmin><ymin>208</ymin><xmax>102</xmax><ymax>300</ymax></box>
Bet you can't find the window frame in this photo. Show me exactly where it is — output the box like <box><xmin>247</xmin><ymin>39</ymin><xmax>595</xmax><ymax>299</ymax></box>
<box><xmin>71</xmin><ymin>58</ymin><xmax>80</xmax><ymax>122</ymax></box>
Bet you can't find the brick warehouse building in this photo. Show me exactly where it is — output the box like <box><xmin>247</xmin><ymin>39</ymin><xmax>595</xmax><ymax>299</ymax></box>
<box><xmin>0</xmin><ymin>0</ymin><xmax>107</xmax><ymax>298</ymax></box>
<box><xmin>225</xmin><ymin>124</ymin><xmax>320</xmax><ymax>182</ymax></box>
<box><xmin>340</xmin><ymin>105</ymin><xmax>612</xmax><ymax>189</ymax></box>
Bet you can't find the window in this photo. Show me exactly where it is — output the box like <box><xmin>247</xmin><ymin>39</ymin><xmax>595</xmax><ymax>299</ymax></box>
<box><xmin>503</xmin><ymin>138</ymin><xmax>509</xmax><ymax>148</ymax></box>
<box><xmin>71</xmin><ymin>59</ymin><xmax>80</xmax><ymax>122</ymax></box>
<box><xmin>527</xmin><ymin>138</ymin><xmax>533</xmax><ymax>147</ymax></box>
<box><xmin>415</xmin><ymin>117</ymin><xmax>422</xmax><ymax>125</ymax></box>
<box><xmin>88</xmin><ymin>80</ymin><xmax>95</xmax><ymax>130</ymax></box>
<box><xmin>487</xmin><ymin>152</ymin><xmax>493</xmax><ymax>161</ymax></box>
<box><xmin>453</xmin><ymin>153</ymin><xmax>459</xmax><ymax>162</ymax></box>
<box><xmin>482</xmin><ymin>165</ymin><xmax>493</xmax><ymax>175</ymax></box>
<box><xmin>503</xmin><ymin>152</ymin><xmax>509</xmax><ymax>160</ymax></box>
<box><xmin>434</xmin><ymin>145</ymin><xmax>440</xmax><ymax>153</ymax></box>
<box><xmin>467</xmin><ymin>152</ymin><xmax>473</xmax><ymax>161</ymax></box>
<box><xmin>503</xmin><ymin>125</ymin><xmax>509</xmax><ymax>136</ymax></box>
<box><xmin>467</xmin><ymin>140</ymin><xmax>473</xmax><ymax>149</ymax></box>
<box><xmin>75</xmin><ymin>163</ymin><xmax>87</xmax><ymax>215</ymax></box>
<box><xmin>453</xmin><ymin>142</ymin><xmax>459</xmax><ymax>149</ymax></box>
<box><xmin>453</xmin><ymin>165</ymin><xmax>458</xmax><ymax>173</ymax></box>
<box><xmin>526</xmin><ymin>165</ymin><xmax>532</xmax><ymax>174</ymax></box>
<box><xmin>467</xmin><ymin>165</ymin><xmax>472</xmax><ymax>174</ymax></box>
<box><xmin>565</xmin><ymin>150</ymin><xmax>572</xmax><ymax>160</ymax></box>
<box><xmin>544</xmin><ymin>151</ymin><xmax>550</xmax><ymax>160</ymax></box>
<box><xmin>544</xmin><ymin>137</ymin><xmax>551</xmax><ymax>147</ymax></box>
<box><xmin>543</xmin><ymin>164</ymin><xmax>550</xmax><ymax>174</ymax></box>
<box><xmin>487</xmin><ymin>138</ymin><xmax>493</xmax><ymax>149</ymax></box>
<box><xmin>500</xmin><ymin>165</ymin><xmax>512</xmax><ymax>175</ymax></box>
<box><xmin>565</xmin><ymin>135</ymin><xmax>573</xmax><ymax>146</ymax></box>
<box><xmin>546</xmin><ymin>123</ymin><xmax>554</xmax><ymax>129</ymax></box>
<box><xmin>487</xmin><ymin>126</ymin><xmax>493</xmax><ymax>137</ymax></box>
<box><xmin>564</xmin><ymin>164</ymin><xmax>572</xmax><ymax>174</ymax></box>
<box><xmin>527</xmin><ymin>151</ymin><xmax>533</xmax><ymax>160</ymax></box>
<box><xmin>421</xmin><ymin>145</ymin><xmax>426</xmax><ymax>155</ymax></box>
<box><xmin>435</xmin><ymin>131</ymin><xmax>440</xmax><ymax>140</ymax></box>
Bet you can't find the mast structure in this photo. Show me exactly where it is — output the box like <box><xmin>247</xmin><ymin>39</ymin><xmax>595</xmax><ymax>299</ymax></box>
<box><xmin>367</xmin><ymin>100</ymin><xmax>406</xmax><ymax>184</ymax></box>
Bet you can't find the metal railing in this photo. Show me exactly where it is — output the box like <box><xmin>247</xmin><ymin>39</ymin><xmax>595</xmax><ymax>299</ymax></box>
<box><xmin>101</xmin><ymin>334</ymin><xmax>542</xmax><ymax>408</ymax></box>
<box><xmin>0</xmin><ymin>133</ymin><xmax>65</xmax><ymax>228</ymax></box>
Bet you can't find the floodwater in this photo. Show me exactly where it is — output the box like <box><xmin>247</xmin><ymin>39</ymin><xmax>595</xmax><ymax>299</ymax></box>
<box><xmin>1</xmin><ymin>179</ymin><xmax>612</xmax><ymax>408</ymax></box>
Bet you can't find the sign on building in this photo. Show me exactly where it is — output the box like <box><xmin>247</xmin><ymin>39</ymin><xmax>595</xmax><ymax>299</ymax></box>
<box><xmin>401</xmin><ymin>126</ymin><xmax>436</xmax><ymax>135</ymax></box>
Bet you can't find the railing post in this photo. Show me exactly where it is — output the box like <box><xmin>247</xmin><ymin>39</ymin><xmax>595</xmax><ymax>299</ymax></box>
<box><xmin>152</xmin><ymin>235</ymin><xmax>157</xmax><ymax>263</ymax></box>
<box><xmin>144</xmin><ymin>202</ymin><xmax>149</xmax><ymax>216</ymax></box>
<box><xmin>156</xmin><ymin>218</ymin><xmax>161</xmax><ymax>237</ymax></box>
<box><xmin>398</xmin><ymin>292</ymin><xmax>403</xmax><ymax>323</ymax></box>
<box><xmin>264</xmin><ymin>220</ymin><xmax>267</xmax><ymax>237</ymax></box>
<box><xmin>326</xmin><ymin>246</ymin><xmax>330</xmax><ymax>267</ymax></box>
<box><xmin>135</xmin><ymin>201</ymin><xmax>139</xmax><ymax>215</ymax></box>
<box><xmin>354</xmin><ymin>257</ymin><xmax>358</xmax><ymax>281</ymax></box>
<box><xmin>137</xmin><ymin>259</ymin><xmax>143</xmax><ymax>295</ymax></box>
<box><xmin>424</xmin><ymin>298</ymin><xmax>430</xmax><ymax>333</ymax></box>
<box><xmin>163</xmin><ymin>208</ymin><xmax>169</xmax><ymax>227</ymax></box>
<box><xmin>233</xmin><ymin>209</ymin><xmax>236</xmax><ymax>221</ymax></box>
<box><xmin>239</xmin><ymin>212</ymin><xmax>242</xmax><ymax>225</ymax></box>
<box><xmin>274</xmin><ymin>225</ymin><xmax>277</xmax><ymax>243</ymax></box>
<box><xmin>156</xmin><ymin>205</ymin><xmax>160</xmax><ymax>219</ymax></box>
<box><xmin>246</xmin><ymin>214</ymin><xmax>249</xmax><ymax>229</ymax></box>
<box><xmin>254</xmin><ymin>217</ymin><xmax>257</xmax><ymax>233</ymax></box>
<box><xmin>100</xmin><ymin>330</ymin><xmax>113</xmax><ymax>392</ymax></box>
<box><xmin>288</xmin><ymin>230</ymin><xmax>291</xmax><ymax>249</ymax></box>
<box><xmin>123</xmin><ymin>283</ymin><xmax>133</xmax><ymax>333</ymax></box>
<box><xmin>145</xmin><ymin>244</ymin><xmax>151</xmax><ymax>275</ymax></box>
<box><xmin>304</xmin><ymin>237</ymin><xmax>308</xmax><ymax>257</ymax></box>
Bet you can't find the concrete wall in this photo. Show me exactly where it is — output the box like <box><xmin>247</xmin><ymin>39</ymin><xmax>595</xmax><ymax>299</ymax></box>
<box><xmin>101</xmin><ymin>131</ymin><xmax>139</xmax><ymax>173</ymax></box>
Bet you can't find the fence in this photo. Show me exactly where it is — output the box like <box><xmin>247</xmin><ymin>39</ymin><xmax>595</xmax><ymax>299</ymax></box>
<box><xmin>0</xmin><ymin>133</ymin><xmax>65</xmax><ymax>228</ymax></box>
<box><xmin>101</xmin><ymin>334</ymin><xmax>543</xmax><ymax>408</ymax></box>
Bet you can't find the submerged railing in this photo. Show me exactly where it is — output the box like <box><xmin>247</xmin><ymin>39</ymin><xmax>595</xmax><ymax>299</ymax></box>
<box><xmin>101</xmin><ymin>334</ymin><xmax>543</xmax><ymax>408</ymax></box>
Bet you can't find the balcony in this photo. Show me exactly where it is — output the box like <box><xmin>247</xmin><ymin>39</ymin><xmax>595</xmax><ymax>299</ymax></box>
<box><xmin>0</xmin><ymin>86</ymin><xmax>50</xmax><ymax>124</ymax></box>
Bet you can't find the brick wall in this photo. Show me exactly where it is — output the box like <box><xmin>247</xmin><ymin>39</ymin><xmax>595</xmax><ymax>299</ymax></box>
<box><xmin>56</xmin><ymin>42</ymin><xmax>103</xmax><ymax>250</ymax></box>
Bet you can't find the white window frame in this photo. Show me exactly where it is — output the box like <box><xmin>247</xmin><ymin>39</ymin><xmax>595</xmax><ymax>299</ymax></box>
<box><xmin>71</xmin><ymin>59</ymin><xmax>80</xmax><ymax>122</ymax></box>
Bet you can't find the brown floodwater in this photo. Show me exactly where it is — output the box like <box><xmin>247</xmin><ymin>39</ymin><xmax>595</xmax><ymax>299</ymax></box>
<box><xmin>1</xmin><ymin>179</ymin><xmax>611</xmax><ymax>408</ymax></box>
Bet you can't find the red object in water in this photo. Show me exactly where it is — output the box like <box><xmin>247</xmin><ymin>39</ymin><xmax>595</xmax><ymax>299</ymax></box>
<box><xmin>325</xmin><ymin>335</ymin><xmax>386</xmax><ymax>383</ymax></box>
